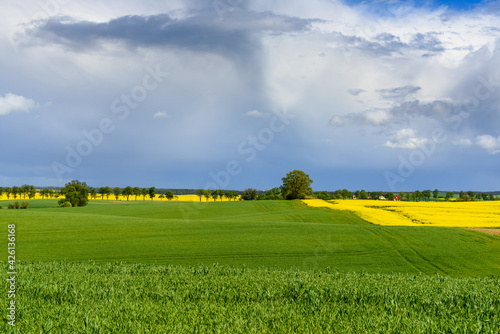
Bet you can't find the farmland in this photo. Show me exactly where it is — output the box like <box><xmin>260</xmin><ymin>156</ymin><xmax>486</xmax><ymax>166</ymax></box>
<box><xmin>2</xmin><ymin>261</ymin><xmax>499</xmax><ymax>333</ymax></box>
<box><xmin>2</xmin><ymin>198</ymin><xmax>500</xmax><ymax>332</ymax></box>
<box><xmin>303</xmin><ymin>199</ymin><xmax>500</xmax><ymax>227</ymax></box>
<box><xmin>2</xmin><ymin>199</ymin><xmax>500</xmax><ymax>274</ymax></box>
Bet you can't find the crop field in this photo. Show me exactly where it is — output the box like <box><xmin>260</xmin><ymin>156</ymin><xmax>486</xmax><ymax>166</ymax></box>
<box><xmin>303</xmin><ymin>199</ymin><xmax>500</xmax><ymax>228</ymax></box>
<box><xmin>2</xmin><ymin>199</ymin><xmax>500</xmax><ymax>275</ymax></box>
<box><xmin>2</xmin><ymin>198</ymin><xmax>500</xmax><ymax>332</ymax></box>
<box><xmin>0</xmin><ymin>193</ymin><xmax>237</xmax><ymax>202</ymax></box>
<box><xmin>1</xmin><ymin>261</ymin><xmax>499</xmax><ymax>333</ymax></box>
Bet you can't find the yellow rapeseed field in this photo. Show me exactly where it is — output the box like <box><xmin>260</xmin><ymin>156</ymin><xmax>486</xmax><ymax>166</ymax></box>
<box><xmin>303</xmin><ymin>199</ymin><xmax>500</xmax><ymax>228</ymax></box>
<box><xmin>0</xmin><ymin>193</ymin><xmax>239</xmax><ymax>202</ymax></box>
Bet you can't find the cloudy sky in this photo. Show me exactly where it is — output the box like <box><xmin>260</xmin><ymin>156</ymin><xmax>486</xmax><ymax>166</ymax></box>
<box><xmin>1</xmin><ymin>0</ymin><xmax>500</xmax><ymax>192</ymax></box>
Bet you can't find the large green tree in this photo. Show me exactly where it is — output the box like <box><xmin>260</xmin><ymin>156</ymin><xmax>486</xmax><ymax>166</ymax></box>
<box><xmin>281</xmin><ymin>170</ymin><xmax>313</xmax><ymax>200</ymax></box>
<box><xmin>59</xmin><ymin>180</ymin><xmax>89</xmax><ymax>207</ymax></box>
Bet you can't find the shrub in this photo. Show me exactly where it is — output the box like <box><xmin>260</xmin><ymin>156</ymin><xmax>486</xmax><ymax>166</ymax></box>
<box><xmin>7</xmin><ymin>203</ymin><xmax>15</xmax><ymax>209</ymax></box>
<box><xmin>62</xmin><ymin>201</ymin><xmax>73</xmax><ymax>208</ymax></box>
<box><xmin>21</xmin><ymin>201</ymin><xmax>30</xmax><ymax>209</ymax></box>
<box><xmin>14</xmin><ymin>201</ymin><xmax>20</xmax><ymax>209</ymax></box>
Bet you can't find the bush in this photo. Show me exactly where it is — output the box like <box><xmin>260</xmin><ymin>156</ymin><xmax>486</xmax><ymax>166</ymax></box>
<box><xmin>21</xmin><ymin>201</ymin><xmax>30</xmax><ymax>209</ymax></box>
<box><xmin>14</xmin><ymin>201</ymin><xmax>20</xmax><ymax>209</ymax></box>
<box><xmin>62</xmin><ymin>201</ymin><xmax>73</xmax><ymax>208</ymax></box>
<box><xmin>7</xmin><ymin>203</ymin><xmax>15</xmax><ymax>209</ymax></box>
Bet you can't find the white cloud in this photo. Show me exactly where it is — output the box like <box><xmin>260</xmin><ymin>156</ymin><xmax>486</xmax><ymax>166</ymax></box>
<box><xmin>0</xmin><ymin>93</ymin><xmax>38</xmax><ymax>116</ymax></box>
<box><xmin>384</xmin><ymin>128</ymin><xmax>428</xmax><ymax>149</ymax></box>
<box><xmin>452</xmin><ymin>138</ymin><xmax>473</xmax><ymax>147</ymax></box>
<box><xmin>245</xmin><ymin>110</ymin><xmax>267</xmax><ymax>117</ymax></box>
<box><xmin>153</xmin><ymin>111</ymin><xmax>168</xmax><ymax>119</ymax></box>
<box><xmin>364</xmin><ymin>109</ymin><xmax>393</xmax><ymax>126</ymax></box>
<box><xmin>476</xmin><ymin>135</ymin><xmax>500</xmax><ymax>154</ymax></box>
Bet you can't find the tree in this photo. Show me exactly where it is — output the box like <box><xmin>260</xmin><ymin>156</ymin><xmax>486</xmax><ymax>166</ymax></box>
<box><xmin>99</xmin><ymin>187</ymin><xmax>109</xmax><ymax>200</ymax></box>
<box><xmin>422</xmin><ymin>190</ymin><xmax>432</xmax><ymax>201</ymax></box>
<box><xmin>196</xmin><ymin>189</ymin><xmax>205</xmax><ymax>202</ymax></box>
<box><xmin>20</xmin><ymin>184</ymin><xmax>35</xmax><ymax>199</ymax></box>
<box><xmin>211</xmin><ymin>191</ymin><xmax>219</xmax><ymax>201</ymax></box>
<box><xmin>113</xmin><ymin>187</ymin><xmax>122</xmax><ymax>200</ymax></box>
<box><xmin>28</xmin><ymin>187</ymin><xmax>36</xmax><ymax>199</ymax></box>
<box><xmin>385</xmin><ymin>192</ymin><xmax>395</xmax><ymax>201</ymax></box>
<box><xmin>133</xmin><ymin>187</ymin><xmax>141</xmax><ymax>200</ymax></box>
<box><xmin>414</xmin><ymin>190</ymin><xmax>422</xmax><ymax>201</ymax></box>
<box><xmin>467</xmin><ymin>191</ymin><xmax>475</xmax><ymax>201</ymax></box>
<box><xmin>433</xmin><ymin>189</ymin><xmax>439</xmax><ymax>200</ymax></box>
<box><xmin>58</xmin><ymin>180</ymin><xmax>89</xmax><ymax>207</ymax></box>
<box><xmin>141</xmin><ymin>188</ymin><xmax>148</xmax><ymax>200</ymax></box>
<box><xmin>359</xmin><ymin>190</ymin><xmax>368</xmax><ymax>200</ymax></box>
<box><xmin>12</xmin><ymin>186</ymin><xmax>19</xmax><ymax>199</ymax></box>
<box><xmin>242</xmin><ymin>188</ymin><xmax>258</xmax><ymax>201</ymax></box>
<box><xmin>281</xmin><ymin>170</ymin><xmax>313</xmax><ymax>200</ymax></box>
<box><xmin>158</xmin><ymin>194</ymin><xmax>165</xmax><ymax>201</ymax></box>
<box><xmin>225</xmin><ymin>190</ymin><xmax>239</xmax><ymax>201</ymax></box>
<box><xmin>5</xmin><ymin>187</ymin><xmax>11</xmax><ymax>199</ymax></box>
<box><xmin>341</xmin><ymin>189</ymin><xmax>352</xmax><ymax>199</ymax></box>
<box><xmin>266</xmin><ymin>188</ymin><xmax>282</xmax><ymax>200</ymax></box>
<box><xmin>165</xmin><ymin>191</ymin><xmax>174</xmax><ymax>201</ymax></box>
<box><xmin>123</xmin><ymin>186</ymin><xmax>133</xmax><ymax>201</ymax></box>
<box><xmin>148</xmin><ymin>187</ymin><xmax>156</xmax><ymax>200</ymax></box>
<box><xmin>445</xmin><ymin>192</ymin><xmax>454</xmax><ymax>201</ymax></box>
<box><xmin>216</xmin><ymin>189</ymin><xmax>225</xmax><ymax>201</ymax></box>
<box><xmin>89</xmin><ymin>187</ymin><xmax>97</xmax><ymax>200</ymax></box>
<box><xmin>204</xmin><ymin>190</ymin><xmax>211</xmax><ymax>202</ymax></box>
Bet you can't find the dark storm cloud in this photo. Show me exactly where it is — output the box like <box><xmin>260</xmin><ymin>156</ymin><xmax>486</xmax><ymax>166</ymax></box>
<box><xmin>410</xmin><ymin>32</ymin><xmax>445</xmax><ymax>52</ymax></box>
<box><xmin>28</xmin><ymin>11</ymin><xmax>314</xmax><ymax>58</ymax></box>
<box><xmin>377</xmin><ymin>85</ymin><xmax>421</xmax><ymax>100</ymax></box>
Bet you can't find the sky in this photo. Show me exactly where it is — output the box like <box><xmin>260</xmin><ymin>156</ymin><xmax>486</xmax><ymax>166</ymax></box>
<box><xmin>1</xmin><ymin>0</ymin><xmax>500</xmax><ymax>192</ymax></box>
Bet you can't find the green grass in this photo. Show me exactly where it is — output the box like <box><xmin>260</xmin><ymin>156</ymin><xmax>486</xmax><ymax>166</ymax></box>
<box><xmin>2</xmin><ymin>199</ymin><xmax>500</xmax><ymax>332</ymax></box>
<box><xmin>1</xmin><ymin>199</ymin><xmax>500</xmax><ymax>276</ymax></box>
<box><xmin>1</xmin><ymin>261</ymin><xmax>499</xmax><ymax>333</ymax></box>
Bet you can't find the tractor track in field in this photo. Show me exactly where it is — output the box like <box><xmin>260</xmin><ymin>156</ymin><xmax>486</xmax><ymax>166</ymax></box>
<box><xmin>364</xmin><ymin>226</ymin><xmax>448</xmax><ymax>275</ymax></box>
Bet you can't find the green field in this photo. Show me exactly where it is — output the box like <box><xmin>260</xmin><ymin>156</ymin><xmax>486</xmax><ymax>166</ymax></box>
<box><xmin>2</xmin><ymin>199</ymin><xmax>500</xmax><ymax>332</ymax></box>
<box><xmin>2</xmin><ymin>261</ymin><xmax>499</xmax><ymax>333</ymax></box>
<box><xmin>2</xmin><ymin>199</ymin><xmax>500</xmax><ymax>275</ymax></box>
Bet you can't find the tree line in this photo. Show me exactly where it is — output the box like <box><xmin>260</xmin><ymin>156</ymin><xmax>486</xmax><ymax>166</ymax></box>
<box><xmin>3</xmin><ymin>170</ymin><xmax>497</xmax><ymax>208</ymax></box>
<box><xmin>0</xmin><ymin>185</ymin><xmax>50</xmax><ymax>200</ymax></box>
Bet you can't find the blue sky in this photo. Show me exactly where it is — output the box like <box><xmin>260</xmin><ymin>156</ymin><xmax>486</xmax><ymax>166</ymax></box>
<box><xmin>345</xmin><ymin>0</ymin><xmax>486</xmax><ymax>10</ymax></box>
<box><xmin>1</xmin><ymin>0</ymin><xmax>500</xmax><ymax>192</ymax></box>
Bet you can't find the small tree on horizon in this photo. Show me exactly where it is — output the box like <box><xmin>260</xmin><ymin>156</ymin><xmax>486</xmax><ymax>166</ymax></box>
<box><xmin>242</xmin><ymin>188</ymin><xmax>258</xmax><ymax>201</ymax></box>
<box><xmin>113</xmin><ymin>187</ymin><xmax>122</xmax><ymax>200</ymax></box>
<box><xmin>165</xmin><ymin>191</ymin><xmax>174</xmax><ymax>201</ymax></box>
<box><xmin>123</xmin><ymin>186</ymin><xmax>133</xmax><ymax>201</ymax></box>
<box><xmin>204</xmin><ymin>190</ymin><xmax>211</xmax><ymax>202</ymax></box>
<box><xmin>148</xmin><ymin>187</ymin><xmax>156</xmax><ymax>200</ymax></box>
<box><xmin>133</xmin><ymin>187</ymin><xmax>141</xmax><ymax>200</ymax></box>
<box><xmin>141</xmin><ymin>188</ymin><xmax>148</xmax><ymax>200</ymax></box>
<box><xmin>196</xmin><ymin>189</ymin><xmax>205</xmax><ymax>202</ymax></box>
